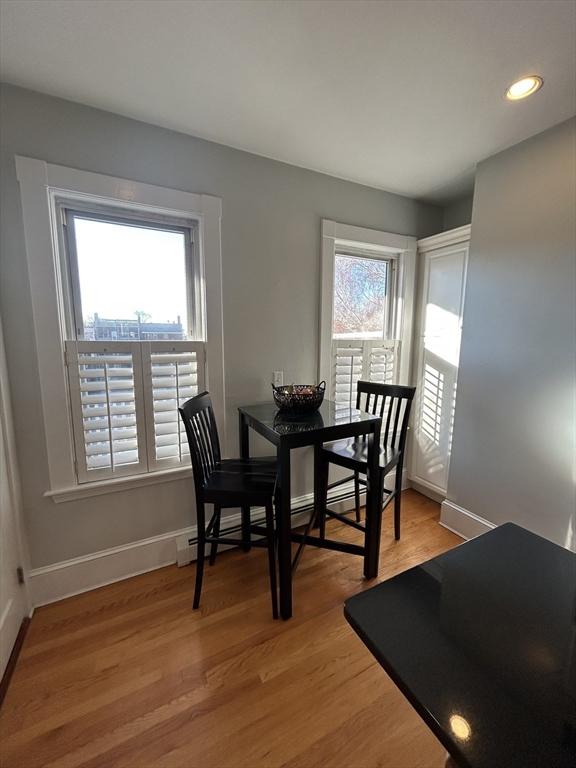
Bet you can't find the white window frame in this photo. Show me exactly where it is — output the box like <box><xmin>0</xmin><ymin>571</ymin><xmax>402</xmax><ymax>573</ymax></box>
<box><xmin>319</xmin><ymin>220</ymin><xmax>417</xmax><ymax>395</ymax></box>
<box><xmin>332</xmin><ymin>247</ymin><xmax>397</xmax><ymax>342</ymax></box>
<box><xmin>59</xmin><ymin>204</ymin><xmax>203</xmax><ymax>343</ymax></box>
<box><xmin>15</xmin><ymin>156</ymin><xmax>225</xmax><ymax>503</ymax></box>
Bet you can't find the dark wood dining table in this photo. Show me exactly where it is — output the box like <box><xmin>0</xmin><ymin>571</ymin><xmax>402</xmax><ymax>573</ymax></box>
<box><xmin>238</xmin><ymin>399</ymin><xmax>381</xmax><ymax>619</ymax></box>
<box><xmin>345</xmin><ymin>523</ymin><xmax>576</xmax><ymax>768</ymax></box>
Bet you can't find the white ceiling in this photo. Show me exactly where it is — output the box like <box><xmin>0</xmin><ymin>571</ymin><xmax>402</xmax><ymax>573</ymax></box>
<box><xmin>1</xmin><ymin>0</ymin><xmax>575</xmax><ymax>203</ymax></box>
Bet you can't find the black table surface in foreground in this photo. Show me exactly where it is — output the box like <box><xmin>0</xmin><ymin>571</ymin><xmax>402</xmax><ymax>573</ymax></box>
<box><xmin>345</xmin><ymin>523</ymin><xmax>576</xmax><ymax>768</ymax></box>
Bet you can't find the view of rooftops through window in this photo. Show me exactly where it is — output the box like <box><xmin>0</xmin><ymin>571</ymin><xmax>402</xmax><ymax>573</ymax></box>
<box><xmin>73</xmin><ymin>216</ymin><xmax>189</xmax><ymax>341</ymax></box>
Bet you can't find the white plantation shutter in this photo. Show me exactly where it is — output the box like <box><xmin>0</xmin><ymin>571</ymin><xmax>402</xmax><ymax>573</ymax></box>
<box><xmin>368</xmin><ymin>342</ymin><xmax>396</xmax><ymax>385</ymax></box>
<box><xmin>66</xmin><ymin>340</ymin><xmax>206</xmax><ymax>482</ymax></box>
<box><xmin>66</xmin><ymin>341</ymin><xmax>147</xmax><ymax>482</ymax></box>
<box><xmin>142</xmin><ymin>341</ymin><xmax>206</xmax><ymax>470</ymax></box>
<box><xmin>415</xmin><ymin>351</ymin><xmax>458</xmax><ymax>465</ymax></box>
<box><xmin>331</xmin><ymin>340</ymin><xmax>399</xmax><ymax>408</ymax></box>
<box><xmin>332</xmin><ymin>342</ymin><xmax>364</xmax><ymax>408</ymax></box>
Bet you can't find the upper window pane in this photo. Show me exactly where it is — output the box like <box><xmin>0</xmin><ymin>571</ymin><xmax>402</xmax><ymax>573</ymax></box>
<box><xmin>71</xmin><ymin>215</ymin><xmax>190</xmax><ymax>341</ymax></box>
<box><xmin>332</xmin><ymin>254</ymin><xmax>389</xmax><ymax>339</ymax></box>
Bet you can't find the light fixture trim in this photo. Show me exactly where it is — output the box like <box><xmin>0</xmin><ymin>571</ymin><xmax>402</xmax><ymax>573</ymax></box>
<box><xmin>506</xmin><ymin>75</ymin><xmax>544</xmax><ymax>101</ymax></box>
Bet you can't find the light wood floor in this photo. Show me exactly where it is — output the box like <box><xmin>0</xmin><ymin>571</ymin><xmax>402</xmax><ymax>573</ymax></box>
<box><xmin>0</xmin><ymin>490</ymin><xmax>461</xmax><ymax>768</ymax></box>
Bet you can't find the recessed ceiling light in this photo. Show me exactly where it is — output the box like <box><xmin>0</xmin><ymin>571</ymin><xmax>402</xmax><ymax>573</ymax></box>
<box><xmin>506</xmin><ymin>76</ymin><xmax>543</xmax><ymax>101</ymax></box>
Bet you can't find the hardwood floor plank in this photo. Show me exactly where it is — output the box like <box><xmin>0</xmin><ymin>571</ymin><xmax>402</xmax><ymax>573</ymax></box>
<box><xmin>0</xmin><ymin>491</ymin><xmax>461</xmax><ymax>768</ymax></box>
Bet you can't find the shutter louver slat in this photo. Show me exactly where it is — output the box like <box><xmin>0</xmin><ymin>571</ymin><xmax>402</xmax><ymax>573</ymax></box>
<box><xmin>66</xmin><ymin>341</ymin><xmax>147</xmax><ymax>482</ymax></box>
<box><xmin>142</xmin><ymin>341</ymin><xmax>205</xmax><ymax>470</ymax></box>
<box><xmin>332</xmin><ymin>343</ymin><xmax>364</xmax><ymax>408</ymax></box>
<box><xmin>331</xmin><ymin>340</ymin><xmax>399</xmax><ymax>407</ymax></box>
<box><xmin>67</xmin><ymin>340</ymin><xmax>205</xmax><ymax>481</ymax></box>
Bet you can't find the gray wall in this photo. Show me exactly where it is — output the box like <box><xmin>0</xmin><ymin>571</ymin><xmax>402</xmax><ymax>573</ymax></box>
<box><xmin>443</xmin><ymin>195</ymin><xmax>474</xmax><ymax>230</ymax></box>
<box><xmin>0</xmin><ymin>84</ymin><xmax>443</xmax><ymax>568</ymax></box>
<box><xmin>447</xmin><ymin>118</ymin><xmax>576</xmax><ymax>550</ymax></box>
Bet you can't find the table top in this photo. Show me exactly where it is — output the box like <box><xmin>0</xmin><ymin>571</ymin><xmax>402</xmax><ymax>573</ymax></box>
<box><xmin>239</xmin><ymin>399</ymin><xmax>380</xmax><ymax>446</ymax></box>
<box><xmin>344</xmin><ymin>523</ymin><xmax>576</xmax><ymax>768</ymax></box>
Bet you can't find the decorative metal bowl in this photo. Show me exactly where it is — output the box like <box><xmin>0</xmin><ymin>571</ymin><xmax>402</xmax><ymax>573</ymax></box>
<box><xmin>272</xmin><ymin>381</ymin><xmax>326</xmax><ymax>414</ymax></box>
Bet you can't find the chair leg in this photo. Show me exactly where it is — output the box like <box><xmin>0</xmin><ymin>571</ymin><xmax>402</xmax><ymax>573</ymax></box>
<box><xmin>193</xmin><ymin>502</ymin><xmax>206</xmax><ymax>609</ymax></box>
<box><xmin>241</xmin><ymin>505</ymin><xmax>251</xmax><ymax>552</ymax></box>
<box><xmin>265</xmin><ymin>501</ymin><xmax>278</xmax><ymax>619</ymax></box>
<box><xmin>364</xmin><ymin>469</ymin><xmax>385</xmax><ymax>579</ymax></box>
<box><xmin>209</xmin><ymin>505</ymin><xmax>221</xmax><ymax>566</ymax></box>
<box><xmin>394</xmin><ymin>462</ymin><xmax>403</xmax><ymax>541</ymax></box>
<box><xmin>354</xmin><ymin>470</ymin><xmax>361</xmax><ymax>522</ymax></box>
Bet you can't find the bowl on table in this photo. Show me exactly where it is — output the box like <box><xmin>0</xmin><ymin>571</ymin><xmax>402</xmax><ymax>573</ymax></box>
<box><xmin>272</xmin><ymin>381</ymin><xmax>326</xmax><ymax>415</ymax></box>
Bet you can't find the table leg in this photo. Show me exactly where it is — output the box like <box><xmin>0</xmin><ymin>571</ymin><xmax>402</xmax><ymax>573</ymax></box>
<box><xmin>312</xmin><ymin>443</ymin><xmax>321</xmax><ymax>530</ymax></box>
<box><xmin>314</xmin><ymin>443</ymin><xmax>329</xmax><ymax>539</ymax></box>
<box><xmin>277</xmin><ymin>444</ymin><xmax>292</xmax><ymax>619</ymax></box>
<box><xmin>363</xmin><ymin>424</ymin><xmax>382</xmax><ymax>579</ymax></box>
<box><xmin>238</xmin><ymin>412</ymin><xmax>251</xmax><ymax>551</ymax></box>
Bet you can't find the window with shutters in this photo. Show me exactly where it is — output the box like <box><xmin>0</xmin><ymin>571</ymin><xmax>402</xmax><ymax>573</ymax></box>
<box><xmin>60</xmin><ymin>205</ymin><xmax>207</xmax><ymax>482</ymax></box>
<box><xmin>16</xmin><ymin>157</ymin><xmax>224</xmax><ymax>501</ymax></box>
<box><xmin>320</xmin><ymin>220</ymin><xmax>416</xmax><ymax>409</ymax></box>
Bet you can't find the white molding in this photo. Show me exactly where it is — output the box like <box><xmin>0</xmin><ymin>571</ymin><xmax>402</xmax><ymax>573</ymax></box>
<box><xmin>322</xmin><ymin>220</ymin><xmax>415</xmax><ymax>252</ymax></box>
<box><xmin>0</xmin><ymin>312</ymin><xmax>32</xmax><ymax>629</ymax></box>
<box><xmin>28</xmin><ymin>483</ymin><xmax>370</xmax><ymax>607</ymax></box>
<box><xmin>440</xmin><ymin>500</ymin><xmax>495</xmax><ymax>540</ymax></box>
<box><xmin>15</xmin><ymin>156</ymin><xmax>76</xmax><ymax>491</ymax></box>
<box><xmin>44</xmin><ymin>466</ymin><xmax>193</xmax><ymax>503</ymax></box>
<box><xmin>199</xmin><ymin>193</ymin><xmax>226</xmax><ymax>453</ymax></box>
<box><xmin>397</xmin><ymin>239</ymin><xmax>417</xmax><ymax>386</ymax></box>
<box><xmin>28</xmin><ymin>526</ymin><xmax>193</xmax><ymax>608</ymax></box>
<box><xmin>408</xmin><ymin>477</ymin><xmax>445</xmax><ymax>503</ymax></box>
<box><xmin>417</xmin><ymin>224</ymin><xmax>471</xmax><ymax>253</ymax></box>
<box><xmin>319</xmin><ymin>223</ymin><xmax>336</xmax><ymax>387</ymax></box>
<box><xmin>15</xmin><ymin>155</ymin><xmax>226</xmax><ymax>494</ymax></box>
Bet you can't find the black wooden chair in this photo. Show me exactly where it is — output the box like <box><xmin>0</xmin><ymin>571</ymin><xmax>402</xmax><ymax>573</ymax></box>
<box><xmin>179</xmin><ymin>392</ymin><xmax>279</xmax><ymax>618</ymax></box>
<box><xmin>316</xmin><ymin>381</ymin><xmax>416</xmax><ymax>542</ymax></box>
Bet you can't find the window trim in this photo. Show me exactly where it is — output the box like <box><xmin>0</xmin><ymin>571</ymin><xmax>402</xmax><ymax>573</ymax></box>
<box><xmin>15</xmin><ymin>156</ymin><xmax>225</xmax><ymax>500</ymax></box>
<box><xmin>319</xmin><ymin>219</ymin><xmax>417</xmax><ymax>393</ymax></box>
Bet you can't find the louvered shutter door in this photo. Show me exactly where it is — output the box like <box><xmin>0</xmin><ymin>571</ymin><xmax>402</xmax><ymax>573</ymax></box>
<box><xmin>66</xmin><ymin>341</ymin><xmax>147</xmax><ymax>482</ymax></box>
<box><xmin>331</xmin><ymin>340</ymin><xmax>399</xmax><ymax>407</ymax></box>
<box><xmin>142</xmin><ymin>341</ymin><xmax>206</xmax><ymax>470</ymax></box>
<box><xmin>411</xmin><ymin>243</ymin><xmax>468</xmax><ymax>494</ymax></box>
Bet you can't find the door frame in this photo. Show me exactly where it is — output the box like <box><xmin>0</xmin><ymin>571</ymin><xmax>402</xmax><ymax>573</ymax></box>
<box><xmin>0</xmin><ymin>311</ymin><xmax>31</xmax><ymax>683</ymax></box>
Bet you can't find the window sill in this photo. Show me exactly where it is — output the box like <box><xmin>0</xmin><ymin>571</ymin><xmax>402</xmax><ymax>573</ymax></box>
<box><xmin>44</xmin><ymin>466</ymin><xmax>192</xmax><ymax>504</ymax></box>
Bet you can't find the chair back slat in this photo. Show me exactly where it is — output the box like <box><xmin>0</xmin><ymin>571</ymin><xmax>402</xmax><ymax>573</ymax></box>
<box><xmin>197</xmin><ymin>409</ymin><xmax>215</xmax><ymax>473</ymax></box>
<box><xmin>356</xmin><ymin>381</ymin><xmax>416</xmax><ymax>450</ymax></box>
<box><xmin>179</xmin><ymin>392</ymin><xmax>221</xmax><ymax>492</ymax></box>
<box><xmin>392</xmin><ymin>397</ymin><xmax>402</xmax><ymax>447</ymax></box>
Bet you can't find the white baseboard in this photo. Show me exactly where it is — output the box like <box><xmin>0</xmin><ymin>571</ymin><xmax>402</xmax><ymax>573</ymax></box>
<box><xmin>408</xmin><ymin>478</ymin><xmax>445</xmax><ymax>503</ymax></box>
<box><xmin>440</xmin><ymin>500</ymin><xmax>495</xmax><ymax>540</ymax></box>
<box><xmin>28</xmin><ymin>482</ymin><xmax>366</xmax><ymax>608</ymax></box>
<box><xmin>28</xmin><ymin>526</ymin><xmax>194</xmax><ymax>608</ymax></box>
